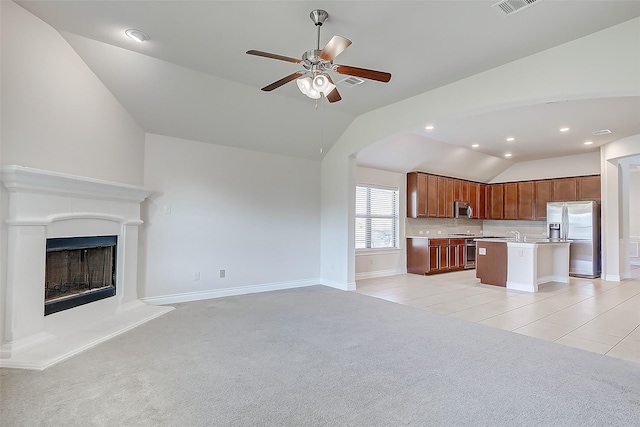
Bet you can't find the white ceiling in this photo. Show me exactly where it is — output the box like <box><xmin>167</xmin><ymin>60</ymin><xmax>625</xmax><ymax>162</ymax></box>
<box><xmin>14</xmin><ymin>0</ymin><xmax>640</xmax><ymax>173</ymax></box>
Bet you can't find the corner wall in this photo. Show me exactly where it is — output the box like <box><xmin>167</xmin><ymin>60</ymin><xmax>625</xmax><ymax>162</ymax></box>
<box><xmin>141</xmin><ymin>134</ymin><xmax>322</xmax><ymax>303</ymax></box>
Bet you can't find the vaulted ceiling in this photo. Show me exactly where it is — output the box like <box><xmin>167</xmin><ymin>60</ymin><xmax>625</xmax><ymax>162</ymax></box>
<box><xmin>15</xmin><ymin>1</ymin><xmax>640</xmax><ymax>172</ymax></box>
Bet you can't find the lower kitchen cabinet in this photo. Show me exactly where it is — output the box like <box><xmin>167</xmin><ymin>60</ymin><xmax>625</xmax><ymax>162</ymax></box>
<box><xmin>407</xmin><ymin>238</ymin><xmax>466</xmax><ymax>275</ymax></box>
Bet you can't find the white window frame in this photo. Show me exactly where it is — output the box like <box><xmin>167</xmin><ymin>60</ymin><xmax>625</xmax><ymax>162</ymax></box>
<box><xmin>355</xmin><ymin>184</ymin><xmax>400</xmax><ymax>252</ymax></box>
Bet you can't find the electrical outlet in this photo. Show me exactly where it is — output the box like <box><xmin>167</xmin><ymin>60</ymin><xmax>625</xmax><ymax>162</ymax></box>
<box><xmin>419</xmin><ymin>230</ymin><xmax>424</xmax><ymax>235</ymax></box>
<box><xmin>193</xmin><ymin>271</ymin><xmax>200</xmax><ymax>281</ymax></box>
<box><xmin>425</xmin><ymin>230</ymin><xmax>430</xmax><ymax>235</ymax></box>
<box><xmin>163</xmin><ymin>204</ymin><xmax>172</xmax><ymax>214</ymax></box>
<box><xmin>219</xmin><ymin>269</ymin><xmax>226</xmax><ymax>279</ymax></box>
<box><xmin>437</xmin><ymin>230</ymin><xmax>442</xmax><ymax>234</ymax></box>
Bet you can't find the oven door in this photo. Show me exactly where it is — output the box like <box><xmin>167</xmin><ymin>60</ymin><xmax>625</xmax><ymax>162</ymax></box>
<box><xmin>464</xmin><ymin>240</ymin><xmax>476</xmax><ymax>269</ymax></box>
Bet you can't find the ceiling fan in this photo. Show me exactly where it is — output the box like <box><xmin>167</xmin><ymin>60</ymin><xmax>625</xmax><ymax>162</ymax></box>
<box><xmin>246</xmin><ymin>9</ymin><xmax>391</xmax><ymax>103</ymax></box>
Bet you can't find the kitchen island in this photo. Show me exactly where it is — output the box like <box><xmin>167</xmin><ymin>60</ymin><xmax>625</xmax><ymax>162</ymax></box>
<box><xmin>476</xmin><ymin>238</ymin><xmax>571</xmax><ymax>292</ymax></box>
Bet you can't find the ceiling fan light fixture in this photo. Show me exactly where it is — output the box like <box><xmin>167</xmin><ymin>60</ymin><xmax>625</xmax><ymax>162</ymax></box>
<box><xmin>296</xmin><ymin>76</ymin><xmax>312</xmax><ymax>95</ymax></box>
<box><xmin>306</xmin><ymin>87</ymin><xmax>321</xmax><ymax>99</ymax></box>
<box><xmin>312</xmin><ymin>74</ymin><xmax>330</xmax><ymax>92</ymax></box>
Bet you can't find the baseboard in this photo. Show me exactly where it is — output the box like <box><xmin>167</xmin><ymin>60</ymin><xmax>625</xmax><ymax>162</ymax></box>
<box><xmin>141</xmin><ymin>279</ymin><xmax>322</xmax><ymax>305</ymax></box>
<box><xmin>320</xmin><ymin>279</ymin><xmax>355</xmax><ymax>291</ymax></box>
<box><xmin>603</xmin><ymin>274</ymin><xmax>621</xmax><ymax>282</ymax></box>
<box><xmin>355</xmin><ymin>268</ymin><xmax>406</xmax><ymax>281</ymax></box>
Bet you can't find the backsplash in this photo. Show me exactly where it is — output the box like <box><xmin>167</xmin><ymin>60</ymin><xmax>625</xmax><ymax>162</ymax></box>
<box><xmin>406</xmin><ymin>218</ymin><xmax>546</xmax><ymax>238</ymax></box>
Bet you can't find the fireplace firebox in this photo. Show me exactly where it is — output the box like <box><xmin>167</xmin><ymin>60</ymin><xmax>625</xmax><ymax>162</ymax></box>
<box><xmin>45</xmin><ymin>236</ymin><xmax>117</xmax><ymax>316</ymax></box>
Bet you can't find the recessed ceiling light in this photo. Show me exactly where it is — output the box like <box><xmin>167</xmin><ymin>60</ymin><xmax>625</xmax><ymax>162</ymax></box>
<box><xmin>425</xmin><ymin>125</ymin><xmax>434</xmax><ymax>130</ymax></box>
<box><xmin>505</xmin><ymin>153</ymin><xmax>512</xmax><ymax>158</ymax></box>
<box><xmin>506</xmin><ymin>137</ymin><xmax>515</xmax><ymax>142</ymax></box>
<box><xmin>584</xmin><ymin>141</ymin><xmax>593</xmax><ymax>145</ymax></box>
<box><xmin>560</xmin><ymin>127</ymin><xmax>570</xmax><ymax>132</ymax></box>
<box><xmin>471</xmin><ymin>144</ymin><xmax>480</xmax><ymax>148</ymax></box>
<box><xmin>125</xmin><ymin>29</ymin><xmax>149</xmax><ymax>43</ymax></box>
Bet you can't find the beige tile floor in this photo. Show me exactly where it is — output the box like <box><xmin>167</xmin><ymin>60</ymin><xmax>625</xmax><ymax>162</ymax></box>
<box><xmin>356</xmin><ymin>266</ymin><xmax>640</xmax><ymax>364</ymax></box>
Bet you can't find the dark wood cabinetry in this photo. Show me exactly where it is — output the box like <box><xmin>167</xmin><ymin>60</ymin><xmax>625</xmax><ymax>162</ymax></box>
<box><xmin>577</xmin><ymin>175</ymin><xmax>601</xmax><ymax>201</ymax></box>
<box><xmin>503</xmin><ymin>182</ymin><xmax>518</xmax><ymax>220</ymax></box>
<box><xmin>407</xmin><ymin>172</ymin><xmax>600</xmax><ymax>221</ymax></box>
<box><xmin>517</xmin><ymin>181</ymin><xmax>535</xmax><ymax>220</ymax></box>
<box><xmin>552</xmin><ymin>177</ymin><xmax>577</xmax><ymax>201</ymax></box>
<box><xmin>407</xmin><ymin>238</ymin><xmax>466</xmax><ymax>275</ymax></box>
<box><xmin>534</xmin><ymin>180</ymin><xmax>552</xmax><ymax>220</ymax></box>
<box><xmin>487</xmin><ymin>184</ymin><xmax>504</xmax><ymax>220</ymax></box>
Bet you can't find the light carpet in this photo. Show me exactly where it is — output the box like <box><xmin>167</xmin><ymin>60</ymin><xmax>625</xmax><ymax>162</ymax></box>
<box><xmin>1</xmin><ymin>285</ymin><xmax>639</xmax><ymax>426</ymax></box>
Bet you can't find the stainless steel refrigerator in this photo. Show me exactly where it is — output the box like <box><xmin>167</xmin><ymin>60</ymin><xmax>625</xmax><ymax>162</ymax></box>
<box><xmin>547</xmin><ymin>201</ymin><xmax>601</xmax><ymax>278</ymax></box>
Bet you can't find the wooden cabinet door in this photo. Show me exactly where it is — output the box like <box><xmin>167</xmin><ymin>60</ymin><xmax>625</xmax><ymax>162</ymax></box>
<box><xmin>428</xmin><ymin>245</ymin><xmax>440</xmax><ymax>273</ymax></box>
<box><xmin>503</xmin><ymin>182</ymin><xmax>518</xmax><ymax>219</ymax></box>
<box><xmin>488</xmin><ymin>184</ymin><xmax>504</xmax><ymax>219</ymax></box>
<box><xmin>517</xmin><ymin>181</ymin><xmax>535</xmax><ymax>220</ymax></box>
<box><xmin>437</xmin><ymin>177</ymin><xmax>447</xmax><ymax>218</ymax></box>
<box><xmin>406</xmin><ymin>238</ymin><xmax>429</xmax><ymax>274</ymax></box>
<box><xmin>439</xmin><ymin>244</ymin><xmax>449</xmax><ymax>271</ymax></box>
<box><xmin>454</xmin><ymin>179</ymin><xmax>462</xmax><ymax>201</ymax></box>
<box><xmin>478</xmin><ymin>184</ymin><xmax>486</xmax><ymax>219</ymax></box>
<box><xmin>534</xmin><ymin>180</ymin><xmax>552</xmax><ymax>220</ymax></box>
<box><xmin>407</xmin><ymin>172</ymin><xmax>427</xmax><ymax>218</ymax></box>
<box><xmin>461</xmin><ymin>181</ymin><xmax>470</xmax><ymax>202</ymax></box>
<box><xmin>448</xmin><ymin>244</ymin><xmax>458</xmax><ymax>270</ymax></box>
<box><xmin>427</xmin><ymin>175</ymin><xmax>438</xmax><ymax>217</ymax></box>
<box><xmin>552</xmin><ymin>177</ymin><xmax>577</xmax><ymax>201</ymax></box>
<box><xmin>469</xmin><ymin>182</ymin><xmax>479</xmax><ymax>219</ymax></box>
<box><xmin>577</xmin><ymin>175</ymin><xmax>601</xmax><ymax>201</ymax></box>
<box><xmin>446</xmin><ymin>178</ymin><xmax>455</xmax><ymax>218</ymax></box>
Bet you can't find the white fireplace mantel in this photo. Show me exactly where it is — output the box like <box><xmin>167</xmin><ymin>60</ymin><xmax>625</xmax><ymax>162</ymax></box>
<box><xmin>1</xmin><ymin>165</ymin><xmax>173</xmax><ymax>370</ymax></box>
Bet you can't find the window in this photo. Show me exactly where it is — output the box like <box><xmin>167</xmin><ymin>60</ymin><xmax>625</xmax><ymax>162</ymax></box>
<box><xmin>356</xmin><ymin>185</ymin><xmax>399</xmax><ymax>250</ymax></box>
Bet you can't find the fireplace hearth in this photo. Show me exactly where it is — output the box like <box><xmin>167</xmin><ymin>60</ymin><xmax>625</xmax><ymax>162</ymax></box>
<box><xmin>45</xmin><ymin>236</ymin><xmax>117</xmax><ymax>316</ymax></box>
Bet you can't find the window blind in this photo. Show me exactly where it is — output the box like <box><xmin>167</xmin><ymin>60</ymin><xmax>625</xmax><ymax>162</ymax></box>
<box><xmin>355</xmin><ymin>185</ymin><xmax>399</xmax><ymax>250</ymax></box>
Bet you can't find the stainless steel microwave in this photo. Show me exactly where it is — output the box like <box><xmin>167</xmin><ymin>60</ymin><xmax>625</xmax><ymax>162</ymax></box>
<box><xmin>454</xmin><ymin>201</ymin><xmax>472</xmax><ymax>218</ymax></box>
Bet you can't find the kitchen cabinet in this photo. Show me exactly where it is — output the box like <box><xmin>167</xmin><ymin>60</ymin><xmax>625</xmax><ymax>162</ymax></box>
<box><xmin>476</xmin><ymin>241</ymin><xmax>507</xmax><ymax>287</ymax></box>
<box><xmin>534</xmin><ymin>180</ymin><xmax>552</xmax><ymax>220</ymax></box>
<box><xmin>577</xmin><ymin>175</ymin><xmax>601</xmax><ymax>201</ymax></box>
<box><xmin>407</xmin><ymin>238</ymin><xmax>466</xmax><ymax>275</ymax></box>
<box><xmin>503</xmin><ymin>182</ymin><xmax>518</xmax><ymax>220</ymax></box>
<box><xmin>486</xmin><ymin>184</ymin><xmax>504</xmax><ymax>220</ymax></box>
<box><xmin>454</xmin><ymin>180</ymin><xmax>470</xmax><ymax>203</ymax></box>
<box><xmin>427</xmin><ymin>175</ymin><xmax>438</xmax><ymax>217</ymax></box>
<box><xmin>437</xmin><ymin>177</ymin><xmax>447</xmax><ymax>218</ymax></box>
<box><xmin>517</xmin><ymin>181</ymin><xmax>535</xmax><ymax>220</ymax></box>
<box><xmin>552</xmin><ymin>177</ymin><xmax>577</xmax><ymax>201</ymax></box>
<box><xmin>445</xmin><ymin>179</ymin><xmax>454</xmax><ymax>218</ymax></box>
<box><xmin>407</xmin><ymin>172</ymin><xmax>427</xmax><ymax>218</ymax></box>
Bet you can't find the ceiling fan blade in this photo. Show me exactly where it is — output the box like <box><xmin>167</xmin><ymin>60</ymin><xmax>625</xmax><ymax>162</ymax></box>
<box><xmin>261</xmin><ymin>72</ymin><xmax>304</xmax><ymax>92</ymax></box>
<box><xmin>335</xmin><ymin>65</ymin><xmax>392</xmax><ymax>83</ymax></box>
<box><xmin>325</xmin><ymin>75</ymin><xmax>341</xmax><ymax>103</ymax></box>
<box><xmin>246</xmin><ymin>50</ymin><xmax>301</xmax><ymax>64</ymax></box>
<box><xmin>319</xmin><ymin>35</ymin><xmax>352</xmax><ymax>61</ymax></box>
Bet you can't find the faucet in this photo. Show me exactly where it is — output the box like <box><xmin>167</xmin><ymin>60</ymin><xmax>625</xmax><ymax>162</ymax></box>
<box><xmin>507</xmin><ymin>230</ymin><xmax>520</xmax><ymax>241</ymax></box>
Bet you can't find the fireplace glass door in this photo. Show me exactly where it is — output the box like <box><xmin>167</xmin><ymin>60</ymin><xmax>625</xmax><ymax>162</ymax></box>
<box><xmin>45</xmin><ymin>236</ymin><xmax>117</xmax><ymax>315</ymax></box>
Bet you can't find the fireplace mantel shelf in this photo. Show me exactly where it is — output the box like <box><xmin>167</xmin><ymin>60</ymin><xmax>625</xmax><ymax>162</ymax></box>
<box><xmin>1</xmin><ymin>165</ymin><xmax>151</xmax><ymax>202</ymax></box>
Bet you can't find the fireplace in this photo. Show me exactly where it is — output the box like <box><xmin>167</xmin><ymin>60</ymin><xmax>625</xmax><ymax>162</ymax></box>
<box><xmin>45</xmin><ymin>236</ymin><xmax>118</xmax><ymax>316</ymax></box>
<box><xmin>1</xmin><ymin>165</ymin><xmax>174</xmax><ymax>370</ymax></box>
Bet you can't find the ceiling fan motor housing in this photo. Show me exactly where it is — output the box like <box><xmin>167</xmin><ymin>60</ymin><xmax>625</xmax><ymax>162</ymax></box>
<box><xmin>310</xmin><ymin>9</ymin><xmax>328</xmax><ymax>26</ymax></box>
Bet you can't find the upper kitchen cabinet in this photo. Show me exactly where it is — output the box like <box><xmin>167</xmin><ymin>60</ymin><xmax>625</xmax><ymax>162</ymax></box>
<box><xmin>407</xmin><ymin>172</ymin><xmax>428</xmax><ymax>218</ymax></box>
<box><xmin>503</xmin><ymin>183</ymin><xmax>518</xmax><ymax>220</ymax></box>
<box><xmin>534</xmin><ymin>180</ymin><xmax>552</xmax><ymax>220</ymax></box>
<box><xmin>469</xmin><ymin>182</ymin><xmax>486</xmax><ymax>219</ymax></box>
<box><xmin>577</xmin><ymin>175</ymin><xmax>601</xmax><ymax>201</ymax></box>
<box><xmin>517</xmin><ymin>181</ymin><xmax>535</xmax><ymax>220</ymax></box>
<box><xmin>427</xmin><ymin>175</ymin><xmax>439</xmax><ymax>217</ymax></box>
<box><xmin>552</xmin><ymin>177</ymin><xmax>577</xmax><ymax>201</ymax></box>
<box><xmin>486</xmin><ymin>184</ymin><xmax>504</xmax><ymax>220</ymax></box>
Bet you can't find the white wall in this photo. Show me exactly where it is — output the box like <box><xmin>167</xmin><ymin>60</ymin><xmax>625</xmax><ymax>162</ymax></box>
<box><xmin>0</xmin><ymin>2</ymin><xmax>145</xmax><ymax>345</ymax></box>
<box><xmin>490</xmin><ymin>152</ymin><xmax>600</xmax><ymax>183</ymax></box>
<box><xmin>630</xmin><ymin>169</ymin><xmax>640</xmax><ymax>266</ymax></box>
<box><xmin>321</xmin><ymin>17</ymin><xmax>640</xmax><ymax>289</ymax></box>
<box><xmin>141</xmin><ymin>134</ymin><xmax>321</xmax><ymax>302</ymax></box>
<box><xmin>0</xmin><ymin>1</ymin><xmax>145</xmax><ymax>186</ymax></box>
<box><xmin>355</xmin><ymin>167</ymin><xmax>406</xmax><ymax>280</ymax></box>
<box><xmin>601</xmin><ymin>135</ymin><xmax>640</xmax><ymax>280</ymax></box>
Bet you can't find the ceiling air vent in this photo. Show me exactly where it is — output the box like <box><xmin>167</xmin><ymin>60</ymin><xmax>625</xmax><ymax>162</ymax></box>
<box><xmin>492</xmin><ymin>0</ymin><xmax>541</xmax><ymax>16</ymax></box>
<box><xmin>592</xmin><ymin>129</ymin><xmax>612</xmax><ymax>136</ymax></box>
<box><xmin>338</xmin><ymin>76</ymin><xmax>365</xmax><ymax>88</ymax></box>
